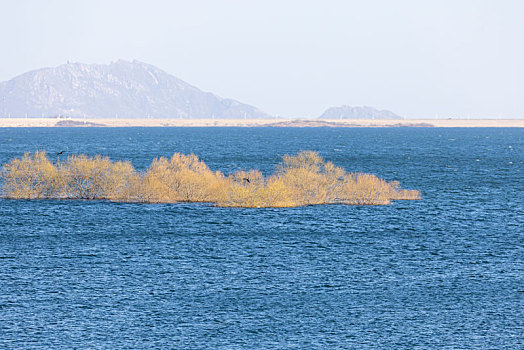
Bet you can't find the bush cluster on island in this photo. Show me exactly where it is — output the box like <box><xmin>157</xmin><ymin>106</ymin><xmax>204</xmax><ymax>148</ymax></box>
<box><xmin>1</xmin><ymin>151</ymin><xmax>420</xmax><ymax>207</ymax></box>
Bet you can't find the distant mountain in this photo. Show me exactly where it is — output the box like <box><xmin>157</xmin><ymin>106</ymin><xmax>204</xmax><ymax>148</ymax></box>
<box><xmin>0</xmin><ymin>60</ymin><xmax>269</xmax><ymax>118</ymax></box>
<box><xmin>319</xmin><ymin>105</ymin><xmax>401</xmax><ymax>119</ymax></box>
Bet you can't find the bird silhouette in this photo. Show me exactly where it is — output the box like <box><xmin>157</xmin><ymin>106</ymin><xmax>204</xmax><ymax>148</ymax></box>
<box><xmin>242</xmin><ymin>178</ymin><xmax>250</xmax><ymax>183</ymax></box>
<box><xmin>57</xmin><ymin>151</ymin><xmax>64</xmax><ymax>156</ymax></box>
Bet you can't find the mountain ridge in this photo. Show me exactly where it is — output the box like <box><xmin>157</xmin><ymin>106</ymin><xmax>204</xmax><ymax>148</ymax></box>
<box><xmin>0</xmin><ymin>60</ymin><xmax>270</xmax><ymax>118</ymax></box>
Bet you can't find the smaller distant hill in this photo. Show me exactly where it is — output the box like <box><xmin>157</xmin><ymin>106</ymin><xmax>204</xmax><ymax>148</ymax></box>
<box><xmin>319</xmin><ymin>105</ymin><xmax>402</xmax><ymax>119</ymax></box>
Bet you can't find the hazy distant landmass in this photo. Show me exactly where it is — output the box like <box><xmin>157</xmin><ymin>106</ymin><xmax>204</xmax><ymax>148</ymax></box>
<box><xmin>319</xmin><ymin>105</ymin><xmax>402</xmax><ymax>119</ymax></box>
<box><xmin>0</xmin><ymin>60</ymin><xmax>269</xmax><ymax>118</ymax></box>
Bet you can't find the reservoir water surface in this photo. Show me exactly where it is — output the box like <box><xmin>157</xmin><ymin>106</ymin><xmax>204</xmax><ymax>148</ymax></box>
<box><xmin>0</xmin><ymin>127</ymin><xmax>522</xmax><ymax>348</ymax></box>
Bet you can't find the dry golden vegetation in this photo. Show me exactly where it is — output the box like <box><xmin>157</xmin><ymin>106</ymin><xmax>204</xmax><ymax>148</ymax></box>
<box><xmin>0</xmin><ymin>151</ymin><xmax>420</xmax><ymax>207</ymax></box>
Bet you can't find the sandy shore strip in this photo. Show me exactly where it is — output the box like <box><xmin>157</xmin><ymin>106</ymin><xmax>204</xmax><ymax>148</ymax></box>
<box><xmin>0</xmin><ymin>118</ymin><xmax>522</xmax><ymax>127</ymax></box>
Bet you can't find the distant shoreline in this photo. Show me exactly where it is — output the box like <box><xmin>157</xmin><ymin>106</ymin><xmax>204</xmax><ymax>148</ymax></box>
<box><xmin>0</xmin><ymin>118</ymin><xmax>522</xmax><ymax>128</ymax></box>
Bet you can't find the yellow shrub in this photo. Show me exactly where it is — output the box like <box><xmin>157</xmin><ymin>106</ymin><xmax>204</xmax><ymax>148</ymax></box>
<box><xmin>1</xmin><ymin>151</ymin><xmax>61</xmax><ymax>199</ymax></box>
<box><xmin>143</xmin><ymin>153</ymin><xmax>225</xmax><ymax>202</ymax></box>
<box><xmin>59</xmin><ymin>154</ymin><xmax>136</xmax><ymax>200</ymax></box>
<box><xmin>274</xmin><ymin>151</ymin><xmax>346</xmax><ymax>206</ymax></box>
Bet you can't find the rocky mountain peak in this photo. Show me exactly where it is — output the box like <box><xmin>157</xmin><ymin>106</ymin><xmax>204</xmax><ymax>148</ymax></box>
<box><xmin>0</xmin><ymin>60</ymin><xmax>269</xmax><ymax>118</ymax></box>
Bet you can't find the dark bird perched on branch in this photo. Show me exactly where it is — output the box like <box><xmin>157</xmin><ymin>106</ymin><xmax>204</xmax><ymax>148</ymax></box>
<box><xmin>242</xmin><ymin>178</ymin><xmax>250</xmax><ymax>183</ymax></box>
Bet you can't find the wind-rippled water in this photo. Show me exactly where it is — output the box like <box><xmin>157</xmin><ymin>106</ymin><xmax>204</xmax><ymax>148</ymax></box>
<box><xmin>0</xmin><ymin>127</ymin><xmax>522</xmax><ymax>349</ymax></box>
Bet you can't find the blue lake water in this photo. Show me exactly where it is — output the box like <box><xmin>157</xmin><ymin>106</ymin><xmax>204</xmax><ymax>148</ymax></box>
<box><xmin>0</xmin><ymin>127</ymin><xmax>522</xmax><ymax>349</ymax></box>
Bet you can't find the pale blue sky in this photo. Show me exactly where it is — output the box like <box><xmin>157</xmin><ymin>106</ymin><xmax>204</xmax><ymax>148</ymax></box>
<box><xmin>1</xmin><ymin>0</ymin><xmax>523</xmax><ymax>118</ymax></box>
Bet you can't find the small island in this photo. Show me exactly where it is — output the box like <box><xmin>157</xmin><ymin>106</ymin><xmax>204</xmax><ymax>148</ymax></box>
<box><xmin>1</xmin><ymin>151</ymin><xmax>420</xmax><ymax>207</ymax></box>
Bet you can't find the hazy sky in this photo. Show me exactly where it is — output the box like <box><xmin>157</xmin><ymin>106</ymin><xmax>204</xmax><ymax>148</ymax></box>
<box><xmin>1</xmin><ymin>0</ymin><xmax>523</xmax><ymax>118</ymax></box>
